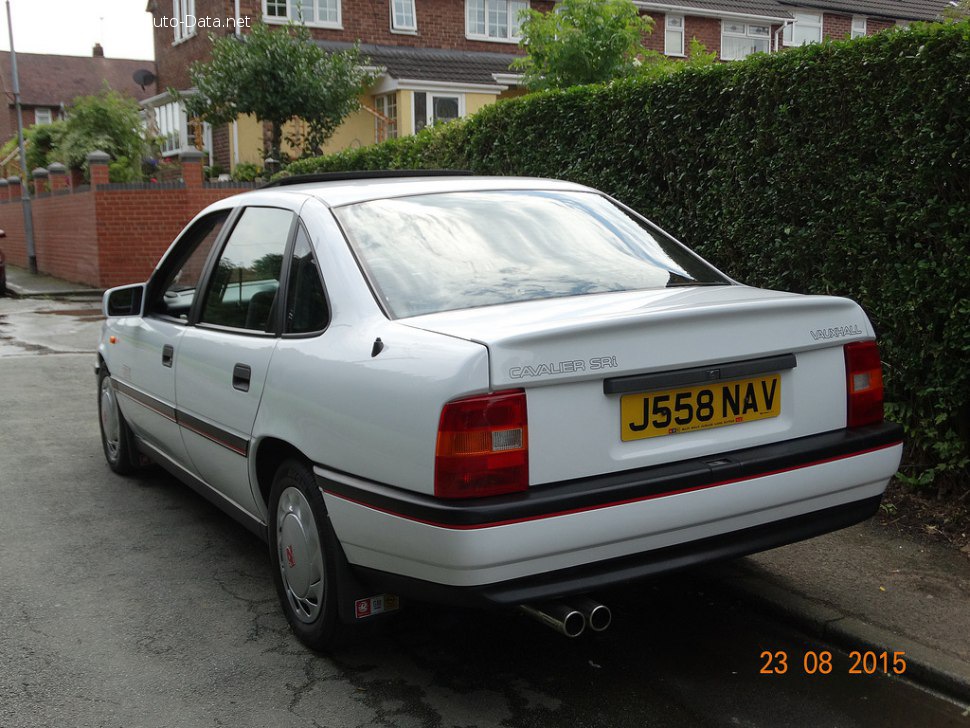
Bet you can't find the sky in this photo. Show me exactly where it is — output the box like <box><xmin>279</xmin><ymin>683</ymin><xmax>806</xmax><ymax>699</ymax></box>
<box><xmin>0</xmin><ymin>0</ymin><xmax>155</xmax><ymax>61</ymax></box>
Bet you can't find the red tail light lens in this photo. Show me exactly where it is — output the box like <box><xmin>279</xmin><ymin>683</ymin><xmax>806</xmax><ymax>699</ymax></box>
<box><xmin>435</xmin><ymin>390</ymin><xmax>528</xmax><ymax>499</ymax></box>
<box><xmin>844</xmin><ymin>341</ymin><xmax>884</xmax><ymax>428</ymax></box>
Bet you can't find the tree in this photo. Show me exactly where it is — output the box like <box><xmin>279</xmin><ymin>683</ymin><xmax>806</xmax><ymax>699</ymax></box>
<box><xmin>53</xmin><ymin>88</ymin><xmax>146</xmax><ymax>182</ymax></box>
<box><xmin>512</xmin><ymin>0</ymin><xmax>656</xmax><ymax>90</ymax></box>
<box><xmin>182</xmin><ymin>22</ymin><xmax>376</xmax><ymax>159</ymax></box>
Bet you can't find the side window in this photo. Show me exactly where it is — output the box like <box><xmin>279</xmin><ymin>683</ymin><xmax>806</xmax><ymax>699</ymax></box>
<box><xmin>200</xmin><ymin>207</ymin><xmax>295</xmax><ymax>332</ymax></box>
<box><xmin>285</xmin><ymin>225</ymin><xmax>329</xmax><ymax>334</ymax></box>
<box><xmin>149</xmin><ymin>210</ymin><xmax>230</xmax><ymax>321</ymax></box>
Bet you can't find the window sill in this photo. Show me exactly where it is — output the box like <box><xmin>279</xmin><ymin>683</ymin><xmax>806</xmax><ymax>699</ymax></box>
<box><xmin>665</xmin><ymin>52</ymin><xmax>686</xmax><ymax>58</ymax></box>
<box><xmin>171</xmin><ymin>32</ymin><xmax>198</xmax><ymax>47</ymax></box>
<box><xmin>390</xmin><ymin>27</ymin><xmax>419</xmax><ymax>35</ymax></box>
<box><xmin>263</xmin><ymin>15</ymin><xmax>342</xmax><ymax>30</ymax></box>
<box><xmin>465</xmin><ymin>34</ymin><xmax>521</xmax><ymax>44</ymax></box>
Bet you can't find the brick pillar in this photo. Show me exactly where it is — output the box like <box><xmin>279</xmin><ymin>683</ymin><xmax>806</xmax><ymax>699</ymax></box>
<box><xmin>7</xmin><ymin>176</ymin><xmax>22</xmax><ymax>201</ymax></box>
<box><xmin>0</xmin><ymin>179</ymin><xmax>8</xmax><ymax>202</ymax></box>
<box><xmin>32</xmin><ymin>167</ymin><xmax>49</xmax><ymax>195</ymax></box>
<box><xmin>87</xmin><ymin>150</ymin><xmax>111</xmax><ymax>186</ymax></box>
<box><xmin>180</xmin><ymin>149</ymin><xmax>205</xmax><ymax>188</ymax></box>
<box><xmin>48</xmin><ymin>162</ymin><xmax>68</xmax><ymax>192</ymax></box>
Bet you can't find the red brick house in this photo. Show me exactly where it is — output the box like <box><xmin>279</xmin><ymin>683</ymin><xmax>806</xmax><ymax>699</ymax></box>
<box><xmin>145</xmin><ymin>0</ymin><xmax>949</xmax><ymax>172</ymax></box>
<box><xmin>0</xmin><ymin>45</ymin><xmax>157</xmax><ymax>146</ymax></box>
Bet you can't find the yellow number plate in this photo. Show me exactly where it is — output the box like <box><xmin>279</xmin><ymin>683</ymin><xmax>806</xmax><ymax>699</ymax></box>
<box><xmin>620</xmin><ymin>374</ymin><xmax>781</xmax><ymax>441</ymax></box>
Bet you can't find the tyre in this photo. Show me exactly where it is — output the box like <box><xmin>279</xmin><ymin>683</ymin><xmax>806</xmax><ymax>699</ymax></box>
<box><xmin>268</xmin><ymin>459</ymin><xmax>344</xmax><ymax>651</ymax></box>
<box><xmin>98</xmin><ymin>367</ymin><xmax>136</xmax><ymax>475</ymax></box>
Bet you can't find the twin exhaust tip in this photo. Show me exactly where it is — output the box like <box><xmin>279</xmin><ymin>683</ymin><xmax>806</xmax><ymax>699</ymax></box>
<box><xmin>518</xmin><ymin>597</ymin><xmax>612</xmax><ymax>638</ymax></box>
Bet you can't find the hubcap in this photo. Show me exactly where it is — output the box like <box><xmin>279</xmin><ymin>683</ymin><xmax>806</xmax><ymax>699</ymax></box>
<box><xmin>100</xmin><ymin>376</ymin><xmax>121</xmax><ymax>461</ymax></box>
<box><xmin>276</xmin><ymin>486</ymin><xmax>324</xmax><ymax>624</ymax></box>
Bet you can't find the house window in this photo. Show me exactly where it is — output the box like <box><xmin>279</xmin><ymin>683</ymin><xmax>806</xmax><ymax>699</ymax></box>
<box><xmin>783</xmin><ymin>10</ymin><xmax>823</xmax><ymax>46</ymax></box>
<box><xmin>150</xmin><ymin>100</ymin><xmax>211</xmax><ymax>158</ymax></box>
<box><xmin>391</xmin><ymin>0</ymin><xmax>417</xmax><ymax>32</ymax></box>
<box><xmin>154</xmin><ymin>101</ymin><xmax>185</xmax><ymax>155</ymax></box>
<box><xmin>466</xmin><ymin>0</ymin><xmax>529</xmax><ymax>42</ymax></box>
<box><xmin>721</xmin><ymin>21</ymin><xmax>770</xmax><ymax>60</ymax></box>
<box><xmin>172</xmin><ymin>0</ymin><xmax>197</xmax><ymax>43</ymax></box>
<box><xmin>851</xmin><ymin>16</ymin><xmax>867</xmax><ymax>38</ymax></box>
<box><xmin>374</xmin><ymin>93</ymin><xmax>398</xmax><ymax>142</ymax></box>
<box><xmin>263</xmin><ymin>0</ymin><xmax>341</xmax><ymax>28</ymax></box>
<box><xmin>33</xmin><ymin>108</ymin><xmax>53</xmax><ymax>126</ymax></box>
<box><xmin>413</xmin><ymin>92</ymin><xmax>462</xmax><ymax>133</ymax></box>
<box><xmin>665</xmin><ymin>15</ymin><xmax>685</xmax><ymax>57</ymax></box>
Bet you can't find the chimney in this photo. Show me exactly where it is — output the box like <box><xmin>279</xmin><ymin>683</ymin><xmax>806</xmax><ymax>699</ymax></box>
<box><xmin>93</xmin><ymin>43</ymin><xmax>104</xmax><ymax>58</ymax></box>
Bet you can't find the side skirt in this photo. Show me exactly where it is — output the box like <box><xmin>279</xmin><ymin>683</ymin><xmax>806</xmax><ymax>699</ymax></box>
<box><xmin>136</xmin><ymin>437</ymin><xmax>267</xmax><ymax>541</ymax></box>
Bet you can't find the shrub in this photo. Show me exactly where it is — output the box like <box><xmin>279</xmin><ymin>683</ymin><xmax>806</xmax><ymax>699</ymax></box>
<box><xmin>289</xmin><ymin>22</ymin><xmax>970</xmax><ymax>492</ymax></box>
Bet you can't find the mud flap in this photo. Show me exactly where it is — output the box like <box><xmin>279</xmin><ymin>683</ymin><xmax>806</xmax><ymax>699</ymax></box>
<box><xmin>331</xmin><ymin>519</ymin><xmax>402</xmax><ymax>625</ymax></box>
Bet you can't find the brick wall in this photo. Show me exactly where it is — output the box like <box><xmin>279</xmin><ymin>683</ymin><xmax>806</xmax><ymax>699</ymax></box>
<box><xmin>824</xmin><ymin>13</ymin><xmax>852</xmax><ymax>40</ymax></box>
<box><xmin>685</xmin><ymin>16</ymin><xmax>722</xmax><ymax>57</ymax></box>
<box><xmin>868</xmin><ymin>18</ymin><xmax>895</xmax><ymax>34</ymax></box>
<box><xmin>0</xmin><ymin>165</ymin><xmax>253</xmax><ymax>288</ymax></box>
<box><xmin>153</xmin><ymin>0</ymin><xmax>557</xmax><ymax>92</ymax></box>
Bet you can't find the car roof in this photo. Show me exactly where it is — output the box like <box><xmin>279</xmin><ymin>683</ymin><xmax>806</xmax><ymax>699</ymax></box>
<box><xmin>247</xmin><ymin>174</ymin><xmax>594</xmax><ymax>208</ymax></box>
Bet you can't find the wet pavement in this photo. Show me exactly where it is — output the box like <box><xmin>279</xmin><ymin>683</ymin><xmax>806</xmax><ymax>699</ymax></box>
<box><xmin>0</xmin><ymin>295</ymin><xmax>968</xmax><ymax>727</ymax></box>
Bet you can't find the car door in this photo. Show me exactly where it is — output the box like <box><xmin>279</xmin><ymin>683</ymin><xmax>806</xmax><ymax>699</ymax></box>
<box><xmin>175</xmin><ymin>206</ymin><xmax>297</xmax><ymax>518</ymax></box>
<box><xmin>109</xmin><ymin>210</ymin><xmax>231</xmax><ymax>468</ymax></box>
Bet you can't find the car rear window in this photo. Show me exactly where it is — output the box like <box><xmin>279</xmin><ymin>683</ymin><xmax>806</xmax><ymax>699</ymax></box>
<box><xmin>333</xmin><ymin>190</ymin><xmax>728</xmax><ymax>318</ymax></box>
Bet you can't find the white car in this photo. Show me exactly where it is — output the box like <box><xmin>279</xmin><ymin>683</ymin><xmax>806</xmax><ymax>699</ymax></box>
<box><xmin>98</xmin><ymin>173</ymin><xmax>903</xmax><ymax>648</ymax></box>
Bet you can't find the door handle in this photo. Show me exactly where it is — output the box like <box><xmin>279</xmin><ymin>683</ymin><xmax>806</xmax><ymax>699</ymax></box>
<box><xmin>232</xmin><ymin>364</ymin><xmax>252</xmax><ymax>392</ymax></box>
<box><xmin>162</xmin><ymin>344</ymin><xmax>174</xmax><ymax>368</ymax></box>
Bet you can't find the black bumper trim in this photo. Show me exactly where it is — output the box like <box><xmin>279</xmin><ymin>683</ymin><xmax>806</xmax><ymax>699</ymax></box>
<box><xmin>352</xmin><ymin>495</ymin><xmax>883</xmax><ymax>608</ymax></box>
<box><xmin>603</xmin><ymin>353</ymin><xmax>797</xmax><ymax>395</ymax></box>
<box><xmin>316</xmin><ymin>423</ymin><xmax>902</xmax><ymax>528</ymax></box>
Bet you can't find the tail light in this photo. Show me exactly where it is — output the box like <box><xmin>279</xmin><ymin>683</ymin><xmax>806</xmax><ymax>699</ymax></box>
<box><xmin>435</xmin><ymin>390</ymin><xmax>528</xmax><ymax>499</ymax></box>
<box><xmin>844</xmin><ymin>341</ymin><xmax>884</xmax><ymax>428</ymax></box>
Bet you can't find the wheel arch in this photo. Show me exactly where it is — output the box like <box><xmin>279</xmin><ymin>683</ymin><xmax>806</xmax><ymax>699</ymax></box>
<box><xmin>253</xmin><ymin>437</ymin><xmax>313</xmax><ymax>507</ymax></box>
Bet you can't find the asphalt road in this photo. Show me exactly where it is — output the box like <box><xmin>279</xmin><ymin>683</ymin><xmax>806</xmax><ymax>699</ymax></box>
<box><xmin>0</xmin><ymin>297</ymin><xmax>966</xmax><ymax>727</ymax></box>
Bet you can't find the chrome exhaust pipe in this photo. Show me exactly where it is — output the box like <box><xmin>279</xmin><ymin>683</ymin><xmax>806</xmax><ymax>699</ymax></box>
<box><xmin>519</xmin><ymin>602</ymin><xmax>586</xmax><ymax>638</ymax></box>
<box><xmin>570</xmin><ymin>596</ymin><xmax>612</xmax><ymax>632</ymax></box>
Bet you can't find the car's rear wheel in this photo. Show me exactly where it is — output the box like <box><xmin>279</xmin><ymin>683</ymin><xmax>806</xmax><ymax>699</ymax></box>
<box><xmin>98</xmin><ymin>368</ymin><xmax>136</xmax><ymax>475</ymax></box>
<box><xmin>268</xmin><ymin>459</ymin><xmax>343</xmax><ymax>651</ymax></box>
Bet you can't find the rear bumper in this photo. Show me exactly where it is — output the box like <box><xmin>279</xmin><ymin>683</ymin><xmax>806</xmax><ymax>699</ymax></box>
<box><xmin>317</xmin><ymin>423</ymin><xmax>902</xmax><ymax>605</ymax></box>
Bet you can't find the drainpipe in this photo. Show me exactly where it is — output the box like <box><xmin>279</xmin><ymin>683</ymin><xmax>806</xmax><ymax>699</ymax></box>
<box><xmin>235</xmin><ymin>0</ymin><xmax>242</xmax><ymax>37</ymax></box>
<box><xmin>775</xmin><ymin>19</ymin><xmax>794</xmax><ymax>51</ymax></box>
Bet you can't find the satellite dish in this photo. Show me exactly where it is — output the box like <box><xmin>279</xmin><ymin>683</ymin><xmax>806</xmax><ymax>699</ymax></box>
<box><xmin>133</xmin><ymin>69</ymin><xmax>157</xmax><ymax>90</ymax></box>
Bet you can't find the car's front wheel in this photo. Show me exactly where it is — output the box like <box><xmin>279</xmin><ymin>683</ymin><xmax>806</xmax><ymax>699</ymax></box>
<box><xmin>98</xmin><ymin>368</ymin><xmax>136</xmax><ymax>475</ymax></box>
<box><xmin>268</xmin><ymin>459</ymin><xmax>343</xmax><ymax>651</ymax></box>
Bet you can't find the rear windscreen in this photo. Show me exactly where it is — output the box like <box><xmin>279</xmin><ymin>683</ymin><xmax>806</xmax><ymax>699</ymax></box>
<box><xmin>334</xmin><ymin>190</ymin><xmax>728</xmax><ymax>318</ymax></box>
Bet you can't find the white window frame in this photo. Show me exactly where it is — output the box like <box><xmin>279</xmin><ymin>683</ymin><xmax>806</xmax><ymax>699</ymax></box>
<box><xmin>412</xmin><ymin>91</ymin><xmax>466</xmax><ymax>133</ymax></box>
<box><xmin>664</xmin><ymin>15</ymin><xmax>685</xmax><ymax>57</ymax></box>
<box><xmin>150</xmin><ymin>99</ymin><xmax>211</xmax><ymax>158</ymax></box>
<box><xmin>263</xmin><ymin>0</ymin><xmax>342</xmax><ymax>29</ymax></box>
<box><xmin>390</xmin><ymin>0</ymin><xmax>417</xmax><ymax>33</ymax></box>
<box><xmin>721</xmin><ymin>21</ymin><xmax>770</xmax><ymax>61</ymax></box>
<box><xmin>465</xmin><ymin>0</ymin><xmax>530</xmax><ymax>44</ymax></box>
<box><xmin>783</xmin><ymin>10</ymin><xmax>823</xmax><ymax>46</ymax></box>
<box><xmin>33</xmin><ymin>107</ymin><xmax>53</xmax><ymax>126</ymax></box>
<box><xmin>851</xmin><ymin>16</ymin><xmax>867</xmax><ymax>38</ymax></box>
<box><xmin>374</xmin><ymin>93</ymin><xmax>399</xmax><ymax>142</ymax></box>
<box><xmin>172</xmin><ymin>0</ymin><xmax>197</xmax><ymax>44</ymax></box>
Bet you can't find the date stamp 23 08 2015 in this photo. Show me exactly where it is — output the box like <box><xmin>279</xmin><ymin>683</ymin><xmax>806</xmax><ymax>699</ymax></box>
<box><xmin>759</xmin><ymin>650</ymin><xmax>908</xmax><ymax>676</ymax></box>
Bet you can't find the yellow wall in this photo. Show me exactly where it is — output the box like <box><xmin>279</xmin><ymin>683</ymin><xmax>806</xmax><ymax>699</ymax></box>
<box><xmin>232</xmin><ymin>114</ymin><xmax>264</xmax><ymax>170</ymax></box>
<box><xmin>466</xmin><ymin>92</ymin><xmax>497</xmax><ymax>116</ymax></box>
<box><xmin>321</xmin><ymin>102</ymin><xmax>375</xmax><ymax>155</ymax></box>
<box><xmin>397</xmin><ymin>90</ymin><xmax>413</xmax><ymax>137</ymax></box>
<box><xmin>231</xmin><ymin>88</ymin><xmax>516</xmax><ymax>163</ymax></box>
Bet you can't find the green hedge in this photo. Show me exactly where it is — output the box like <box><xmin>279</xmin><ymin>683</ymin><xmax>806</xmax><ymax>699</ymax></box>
<box><xmin>288</xmin><ymin>22</ymin><xmax>970</xmax><ymax>489</ymax></box>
